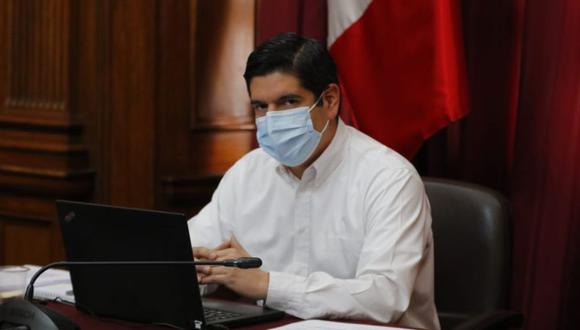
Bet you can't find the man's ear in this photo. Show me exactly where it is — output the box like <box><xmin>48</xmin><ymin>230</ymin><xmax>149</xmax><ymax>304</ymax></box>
<box><xmin>323</xmin><ymin>83</ymin><xmax>340</xmax><ymax>119</ymax></box>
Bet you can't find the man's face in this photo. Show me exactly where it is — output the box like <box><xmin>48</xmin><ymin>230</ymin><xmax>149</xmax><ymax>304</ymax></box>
<box><xmin>249</xmin><ymin>72</ymin><xmax>329</xmax><ymax>133</ymax></box>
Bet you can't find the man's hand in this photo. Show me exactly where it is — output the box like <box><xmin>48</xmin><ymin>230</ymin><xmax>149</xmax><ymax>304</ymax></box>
<box><xmin>193</xmin><ymin>236</ymin><xmax>269</xmax><ymax>300</ymax></box>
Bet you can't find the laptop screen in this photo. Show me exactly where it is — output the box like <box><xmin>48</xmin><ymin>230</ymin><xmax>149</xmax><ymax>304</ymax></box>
<box><xmin>56</xmin><ymin>200</ymin><xmax>206</xmax><ymax>329</ymax></box>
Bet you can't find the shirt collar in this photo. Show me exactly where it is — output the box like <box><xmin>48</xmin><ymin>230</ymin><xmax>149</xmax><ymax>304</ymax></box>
<box><xmin>275</xmin><ymin>118</ymin><xmax>348</xmax><ymax>187</ymax></box>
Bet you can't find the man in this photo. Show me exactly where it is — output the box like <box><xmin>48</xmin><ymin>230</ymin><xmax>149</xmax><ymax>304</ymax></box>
<box><xmin>188</xmin><ymin>32</ymin><xmax>440</xmax><ymax>330</ymax></box>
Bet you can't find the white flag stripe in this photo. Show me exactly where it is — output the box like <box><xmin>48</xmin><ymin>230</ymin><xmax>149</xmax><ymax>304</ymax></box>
<box><xmin>327</xmin><ymin>0</ymin><xmax>373</xmax><ymax>47</ymax></box>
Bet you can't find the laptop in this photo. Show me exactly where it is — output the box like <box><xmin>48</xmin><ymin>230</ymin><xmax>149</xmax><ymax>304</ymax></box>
<box><xmin>56</xmin><ymin>200</ymin><xmax>284</xmax><ymax>329</ymax></box>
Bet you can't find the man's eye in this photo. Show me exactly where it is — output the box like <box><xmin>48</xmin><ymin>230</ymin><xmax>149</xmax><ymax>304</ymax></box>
<box><xmin>283</xmin><ymin>99</ymin><xmax>298</xmax><ymax>106</ymax></box>
<box><xmin>252</xmin><ymin>104</ymin><xmax>267</xmax><ymax>111</ymax></box>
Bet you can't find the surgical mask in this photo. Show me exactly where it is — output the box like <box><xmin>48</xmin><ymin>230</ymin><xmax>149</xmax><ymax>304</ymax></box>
<box><xmin>256</xmin><ymin>97</ymin><xmax>329</xmax><ymax>167</ymax></box>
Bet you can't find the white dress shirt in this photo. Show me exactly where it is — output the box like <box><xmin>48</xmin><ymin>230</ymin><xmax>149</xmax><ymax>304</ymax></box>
<box><xmin>188</xmin><ymin>119</ymin><xmax>440</xmax><ymax>330</ymax></box>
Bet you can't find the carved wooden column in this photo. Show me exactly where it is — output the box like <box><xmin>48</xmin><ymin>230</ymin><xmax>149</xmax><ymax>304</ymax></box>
<box><xmin>94</xmin><ymin>0</ymin><xmax>157</xmax><ymax>209</ymax></box>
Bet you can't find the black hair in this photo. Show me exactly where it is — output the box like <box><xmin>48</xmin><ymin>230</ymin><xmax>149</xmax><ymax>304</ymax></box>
<box><xmin>243</xmin><ymin>32</ymin><xmax>339</xmax><ymax>100</ymax></box>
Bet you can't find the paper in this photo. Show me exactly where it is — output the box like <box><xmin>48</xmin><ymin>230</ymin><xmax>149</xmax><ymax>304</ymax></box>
<box><xmin>272</xmin><ymin>320</ymin><xmax>402</xmax><ymax>329</ymax></box>
<box><xmin>24</xmin><ymin>264</ymin><xmax>71</xmax><ymax>287</ymax></box>
<box><xmin>24</xmin><ymin>264</ymin><xmax>75</xmax><ymax>303</ymax></box>
<box><xmin>0</xmin><ymin>290</ymin><xmax>24</xmax><ymax>300</ymax></box>
<box><xmin>34</xmin><ymin>283</ymin><xmax>75</xmax><ymax>303</ymax></box>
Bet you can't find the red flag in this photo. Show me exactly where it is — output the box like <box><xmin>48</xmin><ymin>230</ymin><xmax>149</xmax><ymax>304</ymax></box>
<box><xmin>328</xmin><ymin>0</ymin><xmax>469</xmax><ymax>158</ymax></box>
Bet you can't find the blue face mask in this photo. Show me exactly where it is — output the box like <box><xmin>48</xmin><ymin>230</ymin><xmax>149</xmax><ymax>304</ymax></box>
<box><xmin>256</xmin><ymin>97</ymin><xmax>329</xmax><ymax>167</ymax></box>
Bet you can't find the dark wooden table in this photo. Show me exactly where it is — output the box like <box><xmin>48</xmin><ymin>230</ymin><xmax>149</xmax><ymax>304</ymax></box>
<box><xmin>45</xmin><ymin>301</ymin><xmax>416</xmax><ymax>329</ymax></box>
<box><xmin>46</xmin><ymin>301</ymin><xmax>294</xmax><ymax>329</ymax></box>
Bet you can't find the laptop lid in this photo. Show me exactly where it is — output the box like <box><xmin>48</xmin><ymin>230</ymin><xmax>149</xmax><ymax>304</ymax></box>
<box><xmin>57</xmin><ymin>200</ymin><xmax>207</xmax><ymax>329</ymax></box>
<box><xmin>56</xmin><ymin>200</ymin><xmax>284</xmax><ymax>329</ymax></box>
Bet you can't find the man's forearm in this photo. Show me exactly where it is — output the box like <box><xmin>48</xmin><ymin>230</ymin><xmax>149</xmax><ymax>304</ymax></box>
<box><xmin>266</xmin><ymin>271</ymin><xmax>412</xmax><ymax>323</ymax></box>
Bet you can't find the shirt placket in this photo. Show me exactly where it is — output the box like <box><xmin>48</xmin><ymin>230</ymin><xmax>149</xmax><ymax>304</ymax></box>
<box><xmin>293</xmin><ymin>169</ymin><xmax>315</xmax><ymax>276</ymax></box>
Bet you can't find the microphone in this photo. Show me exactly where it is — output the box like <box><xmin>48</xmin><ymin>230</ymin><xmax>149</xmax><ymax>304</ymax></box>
<box><xmin>195</xmin><ymin>257</ymin><xmax>263</xmax><ymax>269</ymax></box>
<box><xmin>25</xmin><ymin>258</ymin><xmax>262</xmax><ymax>300</ymax></box>
<box><xmin>0</xmin><ymin>257</ymin><xmax>262</xmax><ymax>330</ymax></box>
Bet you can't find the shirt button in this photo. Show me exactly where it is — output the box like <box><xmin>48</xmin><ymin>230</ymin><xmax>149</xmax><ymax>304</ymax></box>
<box><xmin>303</xmin><ymin>169</ymin><xmax>315</xmax><ymax>182</ymax></box>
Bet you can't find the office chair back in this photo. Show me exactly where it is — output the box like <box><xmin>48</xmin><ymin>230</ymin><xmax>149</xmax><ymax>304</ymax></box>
<box><xmin>424</xmin><ymin>178</ymin><xmax>512</xmax><ymax>329</ymax></box>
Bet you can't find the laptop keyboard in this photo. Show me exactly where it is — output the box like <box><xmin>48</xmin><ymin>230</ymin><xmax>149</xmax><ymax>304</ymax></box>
<box><xmin>204</xmin><ymin>307</ymin><xmax>243</xmax><ymax>322</ymax></box>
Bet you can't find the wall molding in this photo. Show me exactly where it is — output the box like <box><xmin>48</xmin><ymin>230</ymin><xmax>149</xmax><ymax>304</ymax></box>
<box><xmin>161</xmin><ymin>174</ymin><xmax>223</xmax><ymax>203</ymax></box>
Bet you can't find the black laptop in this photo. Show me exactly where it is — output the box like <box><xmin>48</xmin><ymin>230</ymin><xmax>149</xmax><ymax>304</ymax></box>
<box><xmin>56</xmin><ymin>200</ymin><xmax>284</xmax><ymax>329</ymax></box>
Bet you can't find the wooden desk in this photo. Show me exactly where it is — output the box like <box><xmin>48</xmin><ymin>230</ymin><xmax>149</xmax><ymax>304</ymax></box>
<box><xmin>46</xmin><ymin>301</ymin><xmax>293</xmax><ymax>329</ymax></box>
<box><xmin>45</xmin><ymin>301</ymin><xmax>416</xmax><ymax>329</ymax></box>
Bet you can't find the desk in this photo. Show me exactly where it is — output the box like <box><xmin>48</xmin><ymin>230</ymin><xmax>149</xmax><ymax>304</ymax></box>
<box><xmin>45</xmin><ymin>302</ymin><xmax>417</xmax><ymax>329</ymax></box>
<box><xmin>46</xmin><ymin>301</ymin><xmax>293</xmax><ymax>329</ymax></box>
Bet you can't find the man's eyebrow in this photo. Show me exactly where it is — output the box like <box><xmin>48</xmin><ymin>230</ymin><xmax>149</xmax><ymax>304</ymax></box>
<box><xmin>251</xmin><ymin>93</ymin><xmax>303</xmax><ymax>105</ymax></box>
<box><xmin>250</xmin><ymin>100</ymin><xmax>266</xmax><ymax>106</ymax></box>
<box><xmin>277</xmin><ymin>94</ymin><xmax>303</xmax><ymax>102</ymax></box>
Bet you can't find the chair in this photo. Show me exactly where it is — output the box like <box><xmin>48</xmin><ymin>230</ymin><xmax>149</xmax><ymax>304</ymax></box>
<box><xmin>423</xmin><ymin>178</ymin><xmax>523</xmax><ymax>330</ymax></box>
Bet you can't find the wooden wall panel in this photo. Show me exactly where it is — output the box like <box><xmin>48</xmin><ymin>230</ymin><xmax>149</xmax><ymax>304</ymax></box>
<box><xmin>155</xmin><ymin>0</ymin><xmax>192</xmax><ymax>204</ymax></box>
<box><xmin>157</xmin><ymin>0</ymin><xmax>256</xmax><ymax>214</ymax></box>
<box><xmin>2</xmin><ymin>220</ymin><xmax>52</xmax><ymax>265</ymax></box>
<box><xmin>192</xmin><ymin>0</ymin><xmax>255</xmax><ymax>130</ymax></box>
<box><xmin>2</xmin><ymin>0</ymin><xmax>72</xmax><ymax>120</ymax></box>
<box><xmin>0</xmin><ymin>0</ymin><xmax>94</xmax><ymax>265</ymax></box>
<box><xmin>103</xmin><ymin>0</ymin><xmax>156</xmax><ymax>208</ymax></box>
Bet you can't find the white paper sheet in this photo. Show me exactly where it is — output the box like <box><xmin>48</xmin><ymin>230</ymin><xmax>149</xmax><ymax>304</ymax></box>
<box><xmin>272</xmin><ymin>320</ymin><xmax>402</xmax><ymax>330</ymax></box>
<box><xmin>24</xmin><ymin>264</ymin><xmax>71</xmax><ymax>287</ymax></box>
<box><xmin>24</xmin><ymin>264</ymin><xmax>75</xmax><ymax>303</ymax></box>
<box><xmin>34</xmin><ymin>283</ymin><xmax>75</xmax><ymax>303</ymax></box>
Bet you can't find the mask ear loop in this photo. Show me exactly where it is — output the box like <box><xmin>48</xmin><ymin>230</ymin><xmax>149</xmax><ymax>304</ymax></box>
<box><xmin>308</xmin><ymin>92</ymin><xmax>325</xmax><ymax>112</ymax></box>
<box><xmin>319</xmin><ymin>118</ymin><xmax>330</xmax><ymax>135</ymax></box>
<box><xmin>308</xmin><ymin>92</ymin><xmax>330</xmax><ymax>135</ymax></box>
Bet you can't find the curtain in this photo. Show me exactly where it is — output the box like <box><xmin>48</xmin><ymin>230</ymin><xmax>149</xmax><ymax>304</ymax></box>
<box><xmin>255</xmin><ymin>0</ymin><xmax>326</xmax><ymax>46</ymax></box>
<box><xmin>426</xmin><ymin>0</ymin><xmax>580</xmax><ymax>328</ymax></box>
<box><xmin>509</xmin><ymin>0</ymin><xmax>580</xmax><ymax>328</ymax></box>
